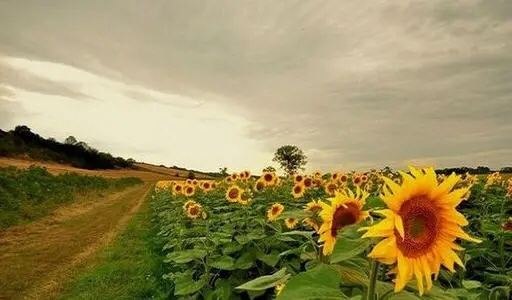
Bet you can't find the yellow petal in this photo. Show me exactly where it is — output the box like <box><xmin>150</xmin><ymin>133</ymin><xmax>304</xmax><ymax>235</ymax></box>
<box><xmin>395</xmin><ymin>215</ymin><xmax>405</xmax><ymax>240</ymax></box>
<box><xmin>368</xmin><ymin>236</ymin><xmax>397</xmax><ymax>258</ymax></box>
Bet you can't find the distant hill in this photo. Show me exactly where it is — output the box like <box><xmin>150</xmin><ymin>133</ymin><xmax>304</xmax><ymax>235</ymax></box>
<box><xmin>0</xmin><ymin>125</ymin><xmax>219</xmax><ymax>178</ymax></box>
<box><xmin>0</xmin><ymin>125</ymin><xmax>134</xmax><ymax>170</ymax></box>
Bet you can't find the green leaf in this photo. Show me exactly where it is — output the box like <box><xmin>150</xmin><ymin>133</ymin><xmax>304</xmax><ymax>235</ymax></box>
<box><xmin>223</xmin><ymin>242</ymin><xmax>243</xmax><ymax>255</ymax></box>
<box><xmin>281</xmin><ymin>230</ymin><xmax>314</xmax><ymax>238</ymax></box>
<box><xmin>330</xmin><ymin>237</ymin><xmax>370</xmax><ymax>263</ymax></box>
<box><xmin>174</xmin><ymin>272</ymin><xmax>208</xmax><ymax>296</ymax></box>
<box><xmin>236</xmin><ymin>268</ymin><xmax>290</xmax><ymax>291</ymax></box>
<box><xmin>166</xmin><ymin>249</ymin><xmax>207</xmax><ymax>264</ymax></box>
<box><xmin>462</xmin><ymin>280</ymin><xmax>482</xmax><ymax>290</ymax></box>
<box><xmin>257</xmin><ymin>250</ymin><xmax>281</xmax><ymax>267</ymax></box>
<box><xmin>210</xmin><ymin>256</ymin><xmax>236</xmax><ymax>270</ymax></box>
<box><xmin>277</xmin><ymin>264</ymin><xmax>348</xmax><ymax>300</ymax></box>
<box><xmin>235</xmin><ymin>251</ymin><xmax>256</xmax><ymax>270</ymax></box>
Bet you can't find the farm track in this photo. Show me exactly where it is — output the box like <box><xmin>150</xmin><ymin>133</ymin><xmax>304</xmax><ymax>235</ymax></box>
<box><xmin>0</xmin><ymin>182</ymin><xmax>154</xmax><ymax>300</ymax></box>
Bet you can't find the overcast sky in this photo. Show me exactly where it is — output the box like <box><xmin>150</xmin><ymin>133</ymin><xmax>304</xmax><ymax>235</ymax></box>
<box><xmin>1</xmin><ymin>1</ymin><xmax>511</xmax><ymax>172</ymax></box>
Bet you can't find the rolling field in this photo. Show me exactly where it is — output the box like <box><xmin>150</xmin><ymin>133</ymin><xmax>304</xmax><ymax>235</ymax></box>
<box><xmin>0</xmin><ymin>157</ymin><xmax>211</xmax><ymax>181</ymax></box>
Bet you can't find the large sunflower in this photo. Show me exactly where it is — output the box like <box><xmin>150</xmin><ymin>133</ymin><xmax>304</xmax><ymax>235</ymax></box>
<box><xmin>226</xmin><ymin>185</ymin><xmax>243</xmax><ymax>203</ymax></box>
<box><xmin>361</xmin><ymin>167</ymin><xmax>480</xmax><ymax>295</ymax></box>
<box><xmin>267</xmin><ymin>203</ymin><xmax>285</xmax><ymax>221</ymax></box>
<box><xmin>318</xmin><ymin>188</ymin><xmax>369</xmax><ymax>255</ymax></box>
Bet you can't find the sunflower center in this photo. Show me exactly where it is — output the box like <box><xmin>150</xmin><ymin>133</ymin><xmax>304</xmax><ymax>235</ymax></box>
<box><xmin>271</xmin><ymin>206</ymin><xmax>280</xmax><ymax>214</ymax></box>
<box><xmin>228</xmin><ymin>188</ymin><xmax>239</xmax><ymax>199</ymax></box>
<box><xmin>264</xmin><ymin>174</ymin><xmax>273</xmax><ymax>181</ymax></box>
<box><xmin>395</xmin><ymin>197</ymin><xmax>438</xmax><ymax>258</ymax></box>
<box><xmin>294</xmin><ymin>186</ymin><xmax>302</xmax><ymax>193</ymax></box>
<box><xmin>330</xmin><ymin>203</ymin><xmax>360</xmax><ymax>237</ymax></box>
<box><xmin>189</xmin><ymin>206</ymin><xmax>199</xmax><ymax>215</ymax></box>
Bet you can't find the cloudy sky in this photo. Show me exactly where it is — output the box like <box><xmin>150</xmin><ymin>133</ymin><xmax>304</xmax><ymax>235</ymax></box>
<box><xmin>1</xmin><ymin>1</ymin><xmax>511</xmax><ymax>173</ymax></box>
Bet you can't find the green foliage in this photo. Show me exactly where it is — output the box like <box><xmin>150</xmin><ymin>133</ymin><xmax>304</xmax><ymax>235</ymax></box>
<box><xmin>0</xmin><ymin>166</ymin><xmax>142</xmax><ymax>228</ymax></box>
<box><xmin>273</xmin><ymin>145</ymin><xmax>307</xmax><ymax>175</ymax></box>
<box><xmin>150</xmin><ymin>175</ymin><xmax>512</xmax><ymax>300</ymax></box>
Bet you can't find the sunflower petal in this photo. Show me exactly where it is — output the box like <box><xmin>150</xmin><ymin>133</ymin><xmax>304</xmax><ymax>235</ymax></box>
<box><xmin>394</xmin><ymin>215</ymin><xmax>405</xmax><ymax>240</ymax></box>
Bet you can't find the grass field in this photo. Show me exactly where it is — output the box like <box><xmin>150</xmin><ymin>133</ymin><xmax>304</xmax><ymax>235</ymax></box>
<box><xmin>0</xmin><ymin>165</ymin><xmax>142</xmax><ymax>228</ymax></box>
<box><xmin>58</xmin><ymin>195</ymin><xmax>172</xmax><ymax>300</ymax></box>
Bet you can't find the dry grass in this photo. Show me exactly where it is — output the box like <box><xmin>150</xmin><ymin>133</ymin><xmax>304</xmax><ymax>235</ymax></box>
<box><xmin>0</xmin><ymin>183</ymin><xmax>153</xmax><ymax>299</ymax></box>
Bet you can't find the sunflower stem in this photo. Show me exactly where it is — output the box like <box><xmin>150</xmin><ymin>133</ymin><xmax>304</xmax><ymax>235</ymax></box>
<box><xmin>366</xmin><ymin>260</ymin><xmax>379</xmax><ymax>300</ymax></box>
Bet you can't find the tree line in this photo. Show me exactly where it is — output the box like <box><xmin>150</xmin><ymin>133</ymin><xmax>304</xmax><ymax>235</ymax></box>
<box><xmin>0</xmin><ymin>125</ymin><xmax>135</xmax><ymax>170</ymax></box>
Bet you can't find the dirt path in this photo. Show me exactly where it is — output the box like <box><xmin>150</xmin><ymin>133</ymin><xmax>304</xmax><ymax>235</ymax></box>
<box><xmin>0</xmin><ymin>182</ymin><xmax>154</xmax><ymax>300</ymax></box>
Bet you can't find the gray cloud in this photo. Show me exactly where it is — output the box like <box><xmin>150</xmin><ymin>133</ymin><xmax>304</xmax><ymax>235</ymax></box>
<box><xmin>0</xmin><ymin>0</ymin><xmax>511</xmax><ymax>170</ymax></box>
<box><xmin>0</xmin><ymin>61</ymin><xmax>89</xmax><ymax>100</ymax></box>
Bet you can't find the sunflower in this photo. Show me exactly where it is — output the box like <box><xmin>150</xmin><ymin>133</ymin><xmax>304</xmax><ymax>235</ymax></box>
<box><xmin>238</xmin><ymin>192</ymin><xmax>251</xmax><ymax>205</ymax></box>
<box><xmin>241</xmin><ymin>170</ymin><xmax>251</xmax><ymax>180</ymax></box>
<box><xmin>313</xmin><ymin>178</ymin><xmax>323</xmax><ymax>188</ymax></box>
<box><xmin>303</xmin><ymin>177</ymin><xmax>313</xmax><ymax>188</ymax></box>
<box><xmin>318</xmin><ymin>188</ymin><xmax>369</xmax><ymax>255</ymax></box>
<box><xmin>331</xmin><ymin>172</ymin><xmax>339</xmax><ymax>181</ymax></box>
<box><xmin>267</xmin><ymin>203</ymin><xmax>284</xmax><ymax>221</ymax></box>
<box><xmin>192</xmin><ymin>179</ymin><xmax>199</xmax><ymax>186</ymax></box>
<box><xmin>353</xmin><ymin>175</ymin><xmax>362</xmax><ymax>186</ymax></box>
<box><xmin>183</xmin><ymin>200</ymin><xmax>197</xmax><ymax>211</ymax></box>
<box><xmin>324</xmin><ymin>181</ymin><xmax>338</xmax><ymax>196</ymax></box>
<box><xmin>226</xmin><ymin>185</ymin><xmax>243</xmax><ymax>203</ymax></box>
<box><xmin>361</xmin><ymin>167</ymin><xmax>480</xmax><ymax>295</ymax></box>
<box><xmin>173</xmin><ymin>183</ymin><xmax>184</xmax><ymax>194</ymax></box>
<box><xmin>254</xmin><ymin>179</ymin><xmax>265</xmax><ymax>192</ymax></box>
<box><xmin>313</xmin><ymin>171</ymin><xmax>322</xmax><ymax>178</ymax></box>
<box><xmin>201</xmin><ymin>181</ymin><xmax>212</xmax><ymax>191</ymax></box>
<box><xmin>291</xmin><ymin>183</ymin><xmax>305</xmax><ymax>199</ymax></box>
<box><xmin>186</xmin><ymin>203</ymin><xmax>202</xmax><ymax>219</ymax></box>
<box><xmin>294</xmin><ymin>174</ymin><xmax>305</xmax><ymax>184</ymax></box>
<box><xmin>285</xmin><ymin>217</ymin><xmax>299</xmax><ymax>229</ymax></box>
<box><xmin>338</xmin><ymin>174</ymin><xmax>348</xmax><ymax>185</ymax></box>
<box><xmin>261</xmin><ymin>171</ymin><xmax>277</xmax><ymax>186</ymax></box>
<box><xmin>230</xmin><ymin>173</ymin><xmax>239</xmax><ymax>181</ymax></box>
<box><xmin>184</xmin><ymin>185</ymin><xmax>195</xmax><ymax>197</ymax></box>
<box><xmin>186</xmin><ymin>179</ymin><xmax>193</xmax><ymax>185</ymax></box>
<box><xmin>304</xmin><ymin>200</ymin><xmax>322</xmax><ymax>214</ymax></box>
<box><xmin>303</xmin><ymin>217</ymin><xmax>320</xmax><ymax>232</ymax></box>
<box><xmin>361</xmin><ymin>174</ymin><xmax>369</xmax><ymax>183</ymax></box>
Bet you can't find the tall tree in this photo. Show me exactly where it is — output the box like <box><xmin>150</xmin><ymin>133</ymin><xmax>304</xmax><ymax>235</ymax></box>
<box><xmin>272</xmin><ymin>145</ymin><xmax>307</xmax><ymax>175</ymax></box>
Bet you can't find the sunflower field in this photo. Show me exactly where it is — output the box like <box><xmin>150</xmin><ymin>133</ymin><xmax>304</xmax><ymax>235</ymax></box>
<box><xmin>151</xmin><ymin>168</ymin><xmax>512</xmax><ymax>300</ymax></box>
